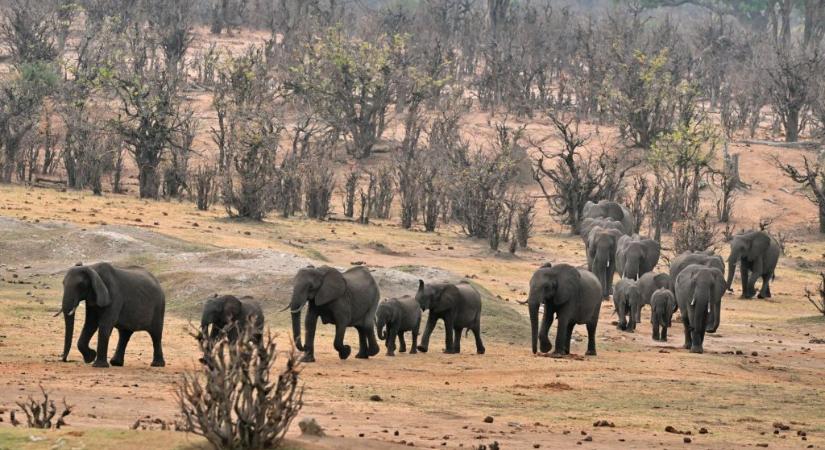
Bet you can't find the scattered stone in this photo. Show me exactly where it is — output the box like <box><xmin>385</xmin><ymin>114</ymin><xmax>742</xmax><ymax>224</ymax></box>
<box><xmin>395</xmin><ymin>430</ymin><xmax>400</xmax><ymax>436</ymax></box>
<box><xmin>484</xmin><ymin>416</ymin><xmax>494</xmax><ymax>423</ymax></box>
<box><xmin>752</xmin><ymin>351</ymin><xmax>759</xmax><ymax>356</ymax></box>
<box><xmin>699</xmin><ymin>427</ymin><xmax>708</xmax><ymax>434</ymax></box>
<box><xmin>369</xmin><ymin>394</ymin><xmax>383</xmax><ymax>402</ymax></box>
<box><xmin>756</xmin><ymin>444</ymin><xmax>768</xmax><ymax>448</ymax></box>
<box><xmin>533</xmin><ymin>445</ymin><xmax>540</xmax><ymax>449</ymax></box>
<box><xmin>684</xmin><ymin>437</ymin><xmax>692</xmax><ymax>443</ymax></box>
<box><xmin>583</xmin><ymin>436</ymin><xmax>592</xmax><ymax>442</ymax></box>
<box><xmin>298</xmin><ymin>417</ymin><xmax>325</xmax><ymax>437</ymax></box>
<box><xmin>593</xmin><ymin>420</ymin><xmax>615</xmax><ymax>427</ymax></box>
<box><xmin>773</xmin><ymin>422</ymin><xmax>790</xmax><ymax>431</ymax></box>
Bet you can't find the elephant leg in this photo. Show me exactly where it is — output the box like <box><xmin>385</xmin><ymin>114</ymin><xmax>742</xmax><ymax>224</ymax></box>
<box><xmin>443</xmin><ymin>317</ymin><xmax>456</xmax><ymax>354</ymax></box>
<box><xmin>765</xmin><ymin>276</ymin><xmax>772</xmax><ymax>298</ymax></box>
<box><xmin>149</xmin><ymin>328</ymin><xmax>165</xmax><ymax>367</ymax></box>
<box><xmin>585</xmin><ymin>320</ymin><xmax>597</xmax><ymax>356</ymax></box>
<box><xmin>472</xmin><ymin>325</ymin><xmax>485</xmax><ymax>355</ymax></box>
<box><xmin>110</xmin><ymin>329</ymin><xmax>133</xmax><ymax>366</ymax></box>
<box><xmin>453</xmin><ymin>327</ymin><xmax>462</xmax><ymax>354</ymax></box>
<box><xmin>303</xmin><ymin>308</ymin><xmax>319</xmax><ymax>363</ymax></box>
<box><xmin>682</xmin><ymin>315</ymin><xmax>692</xmax><ymax>350</ymax></box>
<box><xmin>758</xmin><ymin>274</ymin><xmax>770</xmax><ymax>299</ymax></box>
<box><xmin>355</xmin><ymin>327</ymin><xmax>369</xmax><ymax>359</ymax></box>
<box><xmin>551</xmin><ymin>318</ymin><xmax>569</xmax><ymax>357</ymax></box>
<box><xmin>651</xmin><ymin>315</ymin><xmax>660</xmax><ymax>341</ymax></box>
<box><xmin>741</xmin><ymin>266</ymin><xmax>752</xmax><ymax>298</ymax></box>
<box><xmin>77</xmin><ymin>312</ymin><xmax>98</xmax><ymax>363</ymax></box>
<box><xmin>538</xmin><ymin>305</ymin><xmax>554</xmax><ymax>353</ymax></box>
<box><xmin>333</xmin><ymin>322</ymin><xmax>351</xmax><ymax>360</ymax></box>
<box><xmin>410</xmin><ymin>330</ymin><xmax>418</xmax><ymax>354</ymax></box>
<box><xmin>565</xmin><ymin>321</ymin><xmax>576</xmax><ymax>354</ymax></box>
<box><xmin>398</xmin><ymin>332</ymin><xmax>407</xmax><ymax>353</ymax></box>
<box><xmin>385</xmin><ymin>327</ymin><xmax>397</xmax><ymax>357</ymax></box>
<box><xmin>93</xmin><ymin>323</ymin><xmax>113</xmax><ymax>368</ymax></box>
<box><xmin>366</xmin><ymin>326</ymin><xmax>380</xmax><ymax>357</ymax></box>
<box><xmin>661</xmin><ymin>326</ymin><xmax>668</xmax><ymax>342</ymax></box>
<box><xmin>417</xmin><ymin>314</ymin><xmax>437</xmax><ymax>353</ymax></box>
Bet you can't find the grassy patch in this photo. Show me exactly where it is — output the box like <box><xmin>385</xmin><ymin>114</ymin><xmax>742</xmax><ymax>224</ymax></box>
<box><xmin>303</xmin><ymin>247</ymin><xmax>329</xmax><ymax>262</ymax></box>
<box><xmin>468</xmin><ymin>281</ymin><xmax>530</xmax><ymax>344</ymax></box>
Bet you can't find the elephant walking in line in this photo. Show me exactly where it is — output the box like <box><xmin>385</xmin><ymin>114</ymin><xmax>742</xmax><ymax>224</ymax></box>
<box><xmin>526</xmin><ymin>263</ymin><xmax>602</xmax><ymax>356</ymax></box>
<box><xmin>674</xmin><ymin>264</ymin><xmax>726</xmax><ymax>354</ymax></box>
<box><xmin>638</xmin><ymin>272</ymin><xmax>672</xmax><ymax>323</ymax></box>
<box><xmin>57</xmin><ymin>263</ymin><xmax>166</xmax><ymax>368</ymax></box>
<box><xmin>725</xmin><ymin>230</ymin><xmax>780</xmax><ymax>299</ymax></box>
<box><xmin>288</xmin><ymin>265</ymin><xmax>380</xmax><ymax>362</ymax></box>
<box><xmin>616</xmin><ymin>234</ymin><xmax>660</xmax><ymax>280</ymax></box>
<box><xmin>416</xmin><ymin>280</ymin><xmax>484</xmax><ymax>355</ymax></box>
<box><xmin>582</xmin><ymin>200</ymin><xmax>635</xmax><ymax>235</ymax></box>
<box><xmin>669</xmin><ymin>250</ymin><xmax>724</xmax><ymax>290</ymax></box>
<box><xmin>375</xmin><ymin>295</ymin><xmax>421</xmax><ymax>356</ymax></box>
<box><xmin>613</xmin><ymin>278</ymin><xmax>642</xmax><ymax>332</ymax></box>
<box><xmin>201</xmin><ymin>295</ymin><xmax>264</xmax><ymax>342</ymax></box>
<box><xmin>650</xmin><ymin>288</ymin><xmax>677</xmax><ymax>342</ymax></box>
<box><xmin>587</xmin><ymin>226</ymin><xmax>623</xmax><ymax>298</ymax></box>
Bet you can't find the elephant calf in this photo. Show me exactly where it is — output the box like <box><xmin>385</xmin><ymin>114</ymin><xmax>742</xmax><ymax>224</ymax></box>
<box><xmin>650</xmin><ymin>288</ymin><xmax>676</xmax><ymax>342</ymax></box>
<box><xmin>375</xmin><ymin>295</ymin><xmax>421</xmax><ymax>356</ymax></box>
<box><xmin>416</xmin><ymin>280</ymin><xmax>484</xmax><ymax>355</ymax></box>
<box><xmin>201</xmin><ymin>295</ymin><xmax>264</xmax><ymax>343</ymax></box>
<box><xmin>613</xmin><ymin>278</ymin><xmax>642</xmax><ymax>332</ymax></box>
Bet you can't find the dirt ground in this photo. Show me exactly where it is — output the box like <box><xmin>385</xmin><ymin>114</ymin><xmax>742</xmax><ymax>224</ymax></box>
<box><xmin>1</xmin><ymin>167</ymin><xmax>824</xmax><ymax>450</ymax></box>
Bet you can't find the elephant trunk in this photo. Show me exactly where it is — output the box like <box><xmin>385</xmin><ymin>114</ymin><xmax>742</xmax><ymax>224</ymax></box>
<box><xmin>376</xmin><ymin>318</ymin><xmax>387</xmax><ymax>340</ymax></box>
<box><xmin>61</xmin><ymin>312</ymin><xmax>74</xmax><ymax>362</ymax></box>
<box><xmin>528</xmin><ymin>300</ymin><xmax>540</xmax><ymax>354</ymax></box>
<box><xmin>725</xmin><ymin>257</ymin><xmax>737</xmax><ymax>291</ymax></box>
<box><xmin>707</xmin><ymin>295</ymin><xmax>720</xmax><ymax>333</ymax></box>
<box><xmin>291</xmin><ymin>311</ymin><xmax>304</xmax><ymax>351</ymax></box>
<box><xmin>289</xmin><ymin>287</ymin><xmax>308</xmax><ymax>351</ymax></box>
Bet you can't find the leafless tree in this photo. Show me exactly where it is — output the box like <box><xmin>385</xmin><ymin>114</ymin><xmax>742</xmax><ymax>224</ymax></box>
<box><xmin>194</xmin><ymin>165</ymin><xmax>217</xmax><ymax>211</ymax></box>
<box><xmin>775</xmin><ymin>154</ymin><xmax>825</xmax><ymax>233</ymax></box>
<box><xmin>672</xmin><ymin>211</ymin><xmax>719</xmax><ymax>254</ymax></box>
<box><xmin>13</xmin><ymin>385</ymin><xmax>72</xmax><ymax>429</ymax></box>
<box><xmin>804</xmin><ymin>273</ymin><xmax>825</xmax><ymax>316</ymax></box>
<box><xmin>532</xmin><ymin>114</ymin><xmax>635</xmax><ymax>233</ymax></box>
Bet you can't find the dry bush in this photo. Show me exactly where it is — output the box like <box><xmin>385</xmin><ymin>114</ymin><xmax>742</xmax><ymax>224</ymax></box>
<box><xmin>194</xmin><ymin>165</ymin><xmax>217</xmax><ymax>211</ymax></box>
<box><xmin>805</xmin><ymin>273</ymin><xmax>825</xmax><ymax>316</ymax></box>
<box><xmin>178</xmin><ymin>323</ymin><xmax>304</xmax><ymax>450</ymax></box>
<box><xmin>672</xmin><ymin>211</ymin><xmax>719</xmax><ymax>254</ymax></box>
<box><xmin>12</xmin><ymin>385</ymin><xmax>72</xmax><ymax>429</ymax></box>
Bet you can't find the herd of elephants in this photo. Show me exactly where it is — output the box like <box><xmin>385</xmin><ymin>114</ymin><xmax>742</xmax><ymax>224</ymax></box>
<box><xmin>54</xmin><ymin>201</ymin><xmax>781</xmax><ymax>368</ymax></box>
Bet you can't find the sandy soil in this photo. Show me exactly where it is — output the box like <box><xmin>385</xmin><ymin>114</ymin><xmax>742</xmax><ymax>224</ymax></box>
<box><xmin>0</xmin><ymin>178</ymin><xmax>824</xmax><ymax>450</ymax></box>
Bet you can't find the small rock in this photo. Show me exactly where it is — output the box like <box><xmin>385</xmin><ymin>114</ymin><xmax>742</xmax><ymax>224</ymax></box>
<box><xmin>583</xmin><ymin>436</ymin><xmax>592</xmax><ymax>442</ymax></box>
<box><xmin>370</xmin><ymin>395</ymin><xmax>383</xmax><ymax>402</ymax></box>
<box><xmin>483</xmin><ymin>416</ymin><xmax>494</xmax><ymax>423</ymax></box>
<box><xmin>684</xmin><ymin>437</ymin><xmax>692</xmax><ymax>443</ymax></box>
<box><xmin>773</xmin><ymin>422</ymin><xmax>790</xmax><ymax>431</ymax></box>
<box><xmin>699</xmin><ymin>427</ymin><xmax>708</xmax><ymax>434</ymax></box>
<box><xmin>752</xmin><ymin>351</ymin><xmax>759</xmax><ymax>356</ymax></box>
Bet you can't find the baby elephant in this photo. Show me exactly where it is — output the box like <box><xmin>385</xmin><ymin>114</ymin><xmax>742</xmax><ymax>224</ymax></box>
<box><xmin>650</xmin><ymin>288</ymin><xmax>676</xmax><ymax>342</ymax></box>
<box><xmin>375</xmin><ymin>295</ymin><xmax>421</xmax><ymax>356</ymax></box>
<box><xmin>201</xmin><ymin>295</ymin><xmax>264</xmax><ymax>342</ymax></box>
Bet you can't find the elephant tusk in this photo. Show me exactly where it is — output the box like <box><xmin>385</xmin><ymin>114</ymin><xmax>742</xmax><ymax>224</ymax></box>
<box><xmin>53</xmin><ymin>308</ymin><xmax>63</xmax><ymax>317</ymax></box>
<box><xmin>516</xmin><ymin>299</ymin><xmax>528</xmax><ymax>305</ymax></box>
<box><xmin>67</xmin><ymin>306</ymin><xmax>77</xmax><ymax>316</ymax></box>
<box><xmin>690</xmin><ymin>296</ymin><xmax>695</xmax><ymax>307</ymax></box>
<box><xmin>278</xmin><ymin>305</ymin><xmax>290</xmax><ymax>313</ymax></box>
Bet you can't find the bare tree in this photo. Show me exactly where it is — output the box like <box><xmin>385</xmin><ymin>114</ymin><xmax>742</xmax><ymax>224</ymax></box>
<box><xmin>532</xmin><ymin>114</ymin><xmax>635</xmax><ymax>233</ymax></box>
<box><xmin>775</xmin><ymin>154</ymin><xmax>825</xmax><ymax>233</ymax></box>
<box><xmin>13</xmin><ymin>385</ymin><xmax>72</xmax><ymax>429</ymax></box>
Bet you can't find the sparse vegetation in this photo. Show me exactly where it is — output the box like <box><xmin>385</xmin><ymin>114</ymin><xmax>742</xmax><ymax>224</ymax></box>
<box><xmin>12</xmin><ymin>385</ymin><xmax>72</xmax><ymax>429</ymax></box>
<box><xmin>805</xmin><ymin>273</ymin><xmax>825</xmax><ymax>316</ymax></box>
<box><xmin>178</xmin><ymin>324</ymin><xmax>303</xmax><ymax>450</ymax></box>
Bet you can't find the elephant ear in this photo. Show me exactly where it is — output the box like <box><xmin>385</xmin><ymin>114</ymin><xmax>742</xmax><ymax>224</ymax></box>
<box><xmin>711</xmin><ymin>269</ymin><xmax>727</xmax><ymax>298</ymax></box>
<box><xmin>432</xmin><ymin>284</ymin><xmax>461</xmax><ymax>312</ymax></box>
<box><xmin>316</xmin><ymin>267</ymin><xmax>346</xmax><ymax>306</ymax></box>
<box><xmin>552</xmin><ymin>266</ymin><xmax>581</xmax><ymax>306</ymax></box>
<box><xmin>222</xmin><ymin>296</ymin><xmax>243</xmax><ymax>323</ymax></box>
<box><xmin>748</xmin><ymin>232</ymin><xmax>771</xmax><ymax>261</ymax></box>
<box><xmin>84</xmin><ymin>266</ymin><xmax>111</xmax><ymax>308</ymax></box>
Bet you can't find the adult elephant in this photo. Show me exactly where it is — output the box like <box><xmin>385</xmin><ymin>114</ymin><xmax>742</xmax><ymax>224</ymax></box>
<box><xmin>416</xmin><ymin>281</ymin><xmax>484</xmax><ymax>354</ymax></box>
<box><xmin>725</xmin><ymin>231</ymin><xmax>781</xmax><ymax>299</ymax></box>
<box><xmin>288</xmin><ymin>265</ymin><xmax>380</xmax><ymax>362</ymax></box>
<box><xmin>526</xmin><ymin>263</ymin><xmax>602</xmax><ymax>356</ymax></box>
<box><xmin>674</xmin><ymin>264</ymin><xmax>725</xmax><ymax>354</ymax></box>
<box><xmin>669</xmin><ymin>250</ymin><xmax>724</xmax><ymax>290</ymax></box>
<box><xmin>579</xmin><ymin>217</ymin><xmax>624</xmax><ymax>241</ymax></box>
<box><xmin>588</xmin><ymin>226</ymin><xmax>623</xmax><ymax>297</ymax></box>
<box><xmin>56</xmin><ymin>263</ymin><xmax>165</xmax><ymax>368</ymax></box>
<box><xmin>637</xmin><ymin>272</ymin><xmax>672</xmax><ymax>324</ymax></box>
<box><xmin>616</xmin><ymin>235</ymin><xmax>660</xmax><ymax>280</ymax></box>
<box><xmin>582</xmin><ymin>200</ymin><xmax>634</xmax><ymax>235</ymax></box>
<box><xmin>201</xmin><ymin>295</ymin><xmax>264</xmax><ymax>342</ymax></box>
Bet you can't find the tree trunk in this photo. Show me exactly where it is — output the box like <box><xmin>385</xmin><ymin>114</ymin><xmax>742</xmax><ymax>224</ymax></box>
<box><xmin>139</xmin><ymin>165</ymin><xmax>161</xmax><ymax>199</ymax></box>
<box><xmin>785</xmin><ymin>107</ymin><xmax>800</xmax><ymax>142</ymax></box>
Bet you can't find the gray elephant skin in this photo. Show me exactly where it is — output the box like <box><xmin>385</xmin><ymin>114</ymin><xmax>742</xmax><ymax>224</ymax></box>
<box><xmin>375</xmin><ymin>295</ymin><xmax>421</xmax><ymax>356</ymax></box>
<box><xmin>725</xmin><ymin>230</ymin><xmax>780</xmax><ymax>299</ymax></box>
<box><xmin>669</xmin><ymin>250</ymin><xmax>724</xmax><ymax>290</ymax></box>
<box><xmin>613</xmin><ymin>278</ymin><xmax>642</xmax><ymax>332</ymax></box>
<box><xmin>587</xmin><ymin>226</ymin><xmax>623</xmax><ymax>298</ymax></box>
<box><xmin>582</xmin><ymin>200</ymin><xmax>634</xmax><ymax>235</ymax></box>
<box><xmin>674</xmin><ymin>264</ymin><xmax>725</xmax><ymax>353</ymax></box>
<box><xmin>288</xmin><ymin>265</ymin><xmax>380</xmax><ymax>362</ymax></box>
<box><xmin>58</xmin><ymin>262</ymin><xmax>165</xmax><ymax>368</ymax></box>
<box><xmin>201</xmin><ymin>295</ymin><xmax>264</xmax><ymax>342</ymax></box>
<box><xmin>616</xmin><ymin>235</ymin><xmax>660</xmax><ymax>280</ymax></box>
<box><xmin>416</xmin><ymin>280</ymin><xmax>484</xmax><ymax>355</ymax></box>
<box><xmin>650</xmin><ymin>288</ymin><xmax>676</xmax><ymax>342</ymax></box>
<box><xmin>527</xmin><ymin>263</ymin><xmax>602</xmax><ymax>356</ymax></box>
<box><xmin>637</xmin><ymin>272</ymin><xmax>672</xmax><ymax>322</ymax></box>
